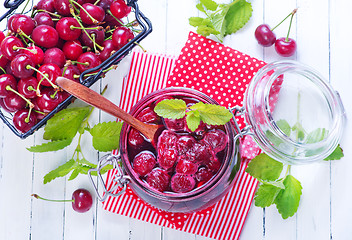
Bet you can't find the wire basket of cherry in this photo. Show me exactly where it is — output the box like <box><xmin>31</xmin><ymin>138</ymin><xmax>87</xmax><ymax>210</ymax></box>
<box><xmin>0</xmin><ymin>0</ymin><xmax>152</xmax><ymax>138</ymax></box>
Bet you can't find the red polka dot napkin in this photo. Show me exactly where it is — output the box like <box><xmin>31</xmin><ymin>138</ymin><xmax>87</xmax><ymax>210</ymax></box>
<box><xmin>103</xmin><ymin>32</ymin><xmax>267</xmax><ymax>240</ymax></box>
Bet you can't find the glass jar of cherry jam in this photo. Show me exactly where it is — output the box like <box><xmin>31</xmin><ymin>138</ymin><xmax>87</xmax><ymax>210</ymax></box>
<box><xmin>117</xmin><ymin>88</ymin><xmax>241</xmax><ymax>213</ymax></box>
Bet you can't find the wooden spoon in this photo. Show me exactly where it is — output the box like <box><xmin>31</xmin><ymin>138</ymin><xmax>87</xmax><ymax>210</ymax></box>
<box><xmin>56</xmin><ymin>77</ymin><xmax>160</xmax><ymax>143</ymax></box>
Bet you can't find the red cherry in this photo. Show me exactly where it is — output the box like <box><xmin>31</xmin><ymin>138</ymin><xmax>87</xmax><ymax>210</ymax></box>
<box><xmin>11</xmin><ymin>14</ymin><xmax>36</xmax><ymax>35</ymax></box>
<box><xmin>80</xmin><ymin>26</ymin><xmax>105</xmax><ymax>49</ymax></box>
<box><xmin>110</xmin><ymin>0</ymin><xmax>132</xmax><ymax>19</ymax></box>
<box><xmin>0</xmin><ymin>32</ymin><xmax>5</xmax><ymax>45</ymax></box>
<box><xmin>13</xmin><ymin>108</ymin><xmax>37</xmax><ymax>133</ymax></box>
<box><xmin>136</xmin><ymin>106</ymin><xmax>160</xmax><ymax>124</ymax></box>
<box><xmin>158</xmin><ymin>147</ymin><xmax>178</xmax><ymax>170</ymax></box>
<box><xmin>98</xmin><ymin>0</ymin><xmax>114</xmax><ymax>11</ymax></box>
<box><xmin>164</xmin><ymin>117</ymin><xmax>186</xmax><ymax>131</ymax></box>
<box><xmin>56</xmin><ymin>17</ymin><xmax>82</xmax><ymax>41</ymax></box>
<box><xmin>37</xmin><ymin>63</ymin><xmax>61</xmax><ymax>87</ymax></box>
<box><xmin>0</xmin><ymin>36</ymin><xmax>24</xmax><ymax>60</ymax></box>
<box><xmin>22</xmin><ymin>45</ymin><xmax>44</xmax><ymax>66</ymax></box>
<box><xmin>112</xmin><ymin>27</ymin><xmax>134</xmax><ymax>49</ymax></box>
<box><xmin>274</xmin><ymin>37</ymin><xmax>297</xmax><ymax>57</ymax></box>
<box><xmin>2</xmin><ymin>93</ymin><xmax>26</xmax><ymax>112</ymax></box>
<box><xmin>79</xmin><ymin>3</ymin><xmax>105</xmax><ymax>25</ymax></box>
<box><xmin>34</xmin><ymin>12</ymin><xmax>55</xmax><ymax>27</ymax></box>
<box><xmin>98</xmin><ymin>40</ymin><xmax>116</xmax><ymax>62</ymax></box>
<box><xmin>32</xmin><ymin>25</ymin><xmax>59</xmax><ymax>48</ymax></box>
<box><xmin>7</xmin><ymin>14</ymin><xmax>19</xmax><ymax>32</ymax></box>
<box><xmin>36</xmin><ymin>0</ymin><xmax>56</xmax><ymax>13</ymax></box>
<box><xmin>170</xmin><ymin>173</ymin><xmax>196</xmax><ymax>193</ymax></box>
<box><xmin>0</xmin><ymin>53</ymin><xmax>9</xmax><ymax>69</ymax></box>
<box><xmin>34</xmin><ymin>87</ymin><xmax>63</xmax><ymax>112</ymax></box>
<box><xmin>62</xmin><ymin>40</ymin><xmax>83</xmax><ymax>61</ymax></box>
<box><xmin>157</xmin><ymin>130</ymin><xmax>178</xmax><ymax>153</ymax></box>
<box><xmin>146</xmin><ymin>169</ymin><xmax>170</xmax><ymax>192</ymax></box>
<box><xmin>128</xmin><ymin>128</ymin><xmax>145</xmax><ymax>148</ymax></box>
<box><xmin>177</xmin><ymin>135</ymin><xmax>196</xmax><ymax>155</ymax></box>
<box><xmin>202</xmin><ymin>129</ymin><xmax>228</xmax><ymax>153</ymax></box>
<box><xmin>71</xmin><ymin>189</ymin><xmax>93</xmax><ymax>213</ymax></box>
<box><xmin>43</xmin><ymin>48</ymin><xmax>66</xmax><ymax>68</ymax></box>
<box><xmin>18</xmin><ymin>77</ymin><xmax>39</xmax><ymax>99</ymax></box>
<box><xmin>195</xmin><ymin>167</ymin><xmax>213</xmax><ymax>185</ymax></box>
<box><xmin>0</xmin><ymin>74</ymin><xmax>17</xmax><ymax>97</ymax></box>
<box><xmin>132</xmin><ymin>151</ymin><xmax>156</xmax><ymax>176</ymax></box>
<box><xmin>10</xmin><ymin>53</ymin><xmax>35</xmax><ymax>79</ymax></box>
<box><xmin>62</xmin><ymin>65</ymin><xmax>80</xmax><ymax>82</ymax></box>
<box><xmin>54</xmin><ymin>0</ymin><xmax>73</xmax><ymax>16</ymax></box>
<box><xmin>76</xmin><ymin>52</ymin><xmax>101</xmax><ymax>73</ymax></box>
<box><xmin>175</xmin><ymin>157</ymin><xmax>198</xmax><ymax>175</ymax></box>
<box><xmin>255</xmin><ymin>24</ymin><xmax>276</xmax><ymax>47</ymax></box>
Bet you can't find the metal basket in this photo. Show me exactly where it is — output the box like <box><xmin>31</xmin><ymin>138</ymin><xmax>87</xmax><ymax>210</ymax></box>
<box><xmin>0</xmin><ymin>0</ymin><xmax>152</xmax><ymax>138</ymax></box>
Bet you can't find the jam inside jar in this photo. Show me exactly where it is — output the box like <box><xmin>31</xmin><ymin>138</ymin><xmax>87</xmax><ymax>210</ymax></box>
<box><xmin>119</xmin><ymin>88</ymin><xmax>241</xmax><ymax>213</ymax></box>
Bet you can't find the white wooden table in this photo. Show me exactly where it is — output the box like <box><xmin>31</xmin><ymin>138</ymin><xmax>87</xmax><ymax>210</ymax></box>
<box><xmin>0</xmin><ymin>0</ymin><xmax>351</xmax><ymax>239</ymax></box>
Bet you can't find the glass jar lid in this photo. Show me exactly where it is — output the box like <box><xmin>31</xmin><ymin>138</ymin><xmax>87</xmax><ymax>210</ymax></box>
<box><xmin>244</xmin><ymin>61</ymin><xmax>345</xmax><ymax>165</ymax></box>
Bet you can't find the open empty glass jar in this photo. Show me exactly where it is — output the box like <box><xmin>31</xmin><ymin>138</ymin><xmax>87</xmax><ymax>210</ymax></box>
<box><xmin>89</xmin><ymin>60</ymin><xmax>345</xmax><ymax>213</ymax></box>
<box><xmin>244</xmin><ymin>60</ymin><xmax>345</xmax><ymax>164</ymax></box>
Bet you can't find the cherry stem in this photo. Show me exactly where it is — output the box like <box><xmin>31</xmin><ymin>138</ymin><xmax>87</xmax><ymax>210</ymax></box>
<box><xmin>13</xmin><ymin>46</ymin><xmax>36</xmax><ymax>54</ymax></box>
<box><xmin>25</xmin><ymin>107</ymin><xmax>33</xmax><ymax>123</ymax></box>
<box><xmin>31</xmin><ymin>194</ymin><xmax>74</xmax><ymax>203</ymax></box>
<box><xmin>70</xmin><ymin>0</ymin><xmax>99</xmax><ymax>25</ymax></box>
<box><xmin>50</xmin><ymin>89</ymin><xmax>59</xmax><ymax>99</ymax></box>
<box><xmin>0</xmin><ymin>65</ymin><xmax>6</xmax><ymax>74</ymax></box>
<box><xmin>84</xmin><ymin>65</ymin><xmax>117</xmax><ymax>77</ymax></box>
<box><xmin>18</xmin><ymin>30</ymin><xmax>35</xmax><ymax>44</ymax></box>
<box><xmin>134</xmin><ymin>41</ymin><xmax>146</xmax><ymax>52</ymax></box>
<box><xmin>5</xmin><ymin>85</ymin><xmax>34</xmax><ymax>108</ymax></box>
<box><xmin>70</xmin><ymin>60</ymin><xmax>89</xmax><ymax>66</ymax></box>
<box><xmin>35</xmin><ymin>9</ymin><xmax>62</xmax><ymax>18</ymax></box>
<box><xmin>70</xmin><ymin>26</ymin><xmax>103</xmax><ymax>30</ymax></box>
<box><xmin>27</xmin><ymin>86</ymin><xmax>36</xmax><ymax>92</ymax></box>
<box><xmin>94</xmin><ymin>0</ymin><xmax>101</xmax><ymax>5</ymax></box>
<box><xmin>271</xmin><ymin>8</ymin><xmax>297</xmax><ymax>32</ymax></box>
<box><xmin>18</xmin><ymin>33</ymin><xmax>29</xmax><ymax>46</ymax></box>
<box><xmin>26</xmin><ymin>65</ymin><xmax>59</xmax><ymax>92</ymax></box>
<box><xmin>21</xmin><ymin>0</ymin><xmax>31</xmax><ymax>14</ymax></box>
<box><xmin>286</xmin><ymin>9</ymin><xmax>296</xmax><ymax>42</ymax></box>
<box><xmin>33</xmin><ymin>109</ymin><xmax>45</xmax><ymax>115</ymax></box>
<box><xmin>92</xmin><ymin>34</ymin><xmax>98</xmax><ymax>53</ymax></box>
<box><xmin>107</xmin><ymin>10</ymin><xmax>124</xmax><ymax>26</ymax></box>
<box><xmin>69</xmin><ymin>5</ymin><xmax>104</xmax><ymax>50</ymax></box>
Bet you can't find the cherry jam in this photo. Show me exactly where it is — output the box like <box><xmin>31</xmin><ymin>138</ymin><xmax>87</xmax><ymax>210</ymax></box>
<box><xmin>127</xmin><ymin>95</ymin><xmax>229</xmax><ymax>194</ymax></box>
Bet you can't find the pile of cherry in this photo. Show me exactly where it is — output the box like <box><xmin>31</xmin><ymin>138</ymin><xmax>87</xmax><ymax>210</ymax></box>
<box><xmin>0</xmin><ymin>0</ymin><xmax>135</xmax><ymax>133</ymax></box>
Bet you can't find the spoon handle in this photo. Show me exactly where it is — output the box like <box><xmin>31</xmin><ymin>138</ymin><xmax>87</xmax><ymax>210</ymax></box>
<box><xmin>56</xmin><ymin>77</ymin><xmax>157</xmax><ymax>141</ymax></box>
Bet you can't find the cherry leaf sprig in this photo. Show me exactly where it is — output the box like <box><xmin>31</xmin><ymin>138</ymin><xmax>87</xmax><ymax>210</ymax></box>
<box><xmin>246</xmin><ymin>119</ymin><xmax>344</xmax><ymax>219</ymax></box>
<box><xmin>154</xmin><ymin>99</ymin><xmax>233</xmax><ymax>131</ymax></box>
<box><xmin>189</xmin><ymin>0</ymin><xmax>253</xmax><ymax>42</ymax></box>
<box><xmin>27</xmin><ymin>88</ymin><xmax>123</xmax><ymax>184</ymax></box>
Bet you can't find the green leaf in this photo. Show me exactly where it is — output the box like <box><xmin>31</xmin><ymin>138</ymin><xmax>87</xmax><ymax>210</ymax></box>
<box><xmin>189</xmin><ymin>17</ymin><xmax>206</xmax><ymax>27</ymax></box>
<box><xmin>43</xmin><ymin>107</ymin><xmax>91</xmax><ymax>141</ymax></box>
<box><xmin>43</xmin><ymin>159</ymin><xmax>76</xmax><ymax>184</ymax></box>
<box><xmin>292</xmin><ymin>122</ymin><xmax>305</xmax><ymax>141</ymax></box>
<box><xmin>276</xmin><ymin>119</ymin><xmax>291</xmax><ymax>136</ymax></box>
<box><xmin>224</xmin><ymin>0</ymin><xmax>252</xmax><ymax>35</ymax></box>
<box><xmin>154</xmin><ymin>99</ymin><xmax>187</xmax><ymax>119</ymax></box>
<box><xmin>196</xmin><ymin>3</ymin><xmax>206</xmax><ymax>13</ymax></box>
<box><xmin>79</xmin><ymin>158</ymin><xmax>97</xmax><ymax>168</ymax></box>
<box><xmin>68</xmin><ymin>166</ymin><xmax>81</xmax><ymax>181</ymax></box>
<box><xmin>324</xmin><ymin>144</ymin><xmax>344</xmax><ymax>161</ymax></box>
<box><xmin>89</xmin><ymin>121</ymin><xmax>123</xmax><ymax>152</ymax></box>
<box><xmin>196</xmin><ymin>25</ymin><xmax>219</xmax><ymax>37</ymax></box>
<box><xmin>254</xmin><ymin>183</ymin><xmax>281</xmax><ymax>208</ymax></box>
<box><xmin>186</xmin><ymin>111</ymin><xmax>201</xmax><ymax>132</ymax></box>
<box><xmin>275</xmin><ymin>175</ymin><xmax>302</xmax><ymax>219</ymax></box>
<box><xmin>27</xmin><ymin>138</ymin><xmax>72</xmax><ymax>152</ymax></box>
<box><xmin>190</xmin><ymin>102</ymin><xmax>232</xmax><ymax>126</ymax></box>
<box><xmin>261</xmin><ymin>180</ymin><xmax>285</xmax><ymax>189</ymax></box>
<box><xmin>246</xmin><ymin>153</ymin><xmax>283</xmax><ymax>181</ymax></box>
<box><xmin>211</xmin><ymin>13</ymin><xmax>227</xmax><ymax>42</ymax></box>
<box><xmin>305</xmin><ymin>128</ymin><xmax>328</xmax><ymax>144</ymax></box>
<box><xmin>200</xmin><ymin>0</ymin><xmax>218</xmax><ymax>11</ymax></box>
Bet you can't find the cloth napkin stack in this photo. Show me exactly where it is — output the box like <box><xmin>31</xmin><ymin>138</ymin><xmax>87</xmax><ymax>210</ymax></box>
<box><xmin>103</xmin><ymin>32</ymin><xmax>265</xmax><ymax>240</ymax></box>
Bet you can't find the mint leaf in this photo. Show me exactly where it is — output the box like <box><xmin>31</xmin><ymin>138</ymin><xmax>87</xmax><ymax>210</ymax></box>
<box><xmin>254</xmin><ymin>183</ymin><xmax>281</xmax><ymax>208</ymax></box>
<box><xmin>196</xmin><ymin>3</ymin><xmax>206</xmax><ymax>13</ymax></box>
<box><xmin>196</xmin><ymin>25</ymin><xmax>220</xmax><ymax>37</ymax></box>
<box><xmin>43</xmin><ymin>107</ymin><xmax>91</xmax><ymax>141</ymax></box>
<box><xmin>89</xmin><ymin>121</ymin><xmax>123</xmax><ymax>152</ymax></box>
<box><xmin>212</xmin><ymin>13</ymin><xmax>227</xmax><ymax>42</ymax></box>
<box><xmin>224</xmin><ymin>0</ymin><xmax>252</xmax><ymax>35</ymax></box>
<box><xmin>324</xmin><ymin>144</ymin><xmax>344</xmax><ymax>161</ymax></box>
<box><xmin>276</xmin><ymin>119</ymin><xmax>291</xmax><ymax>136</ymax></box>
<box><xmin>189</xmin><ymin>17</ymin><xmax>206</xmax><ymax>27</ymax></box>
<box><xmin>200</xmin><ymin>0</ymin><xmax>218</xmax><ymax>11</ymax></box>
<box><xmin>275</xmin><ymin>174</ymin><xmax>302</xmax><ymax>219</ymax></box>
<box><xmin>246</xmin><ymin>153</ymin><xmax>283</xmax><ymax>181</ymax></box>
<box><xmin>261</xmin><ymin>180</ymin><xmax>285</xmax><ymax>189</ymax></box>
<box><xmin>186</xmin><ymin>111</ymin><xmax>201</xmax><ymax>132</ymax></box>
<box><xmin>190</xmin><ymin>102</ymin><xmax>232</xmax><ymax>126</ymax></box>
<box><xmin>27</xmin><ymin>138</ymin><xmax>72</xmax><ymax>152</ymax></box>
<box><xmin>68</xmin><ymin>166</ymin><xmax>81</xmax><ymax>181</ymax></box>
<box><xmin>154</xmin><ymin>99</ymin><xmax>187</xmax><ymax>119</ymax></box>
<box><xmin>43</xmin><ymin>159</ymin><xmax>76</xmax><ymax>184</ymax></box>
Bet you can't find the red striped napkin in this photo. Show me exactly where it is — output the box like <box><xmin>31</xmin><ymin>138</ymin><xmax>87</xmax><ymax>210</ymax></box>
<box><xmin>103</xmin><ymin>32</ymin><xmax>265</xmax><ymax>240</ymax></box>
